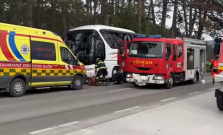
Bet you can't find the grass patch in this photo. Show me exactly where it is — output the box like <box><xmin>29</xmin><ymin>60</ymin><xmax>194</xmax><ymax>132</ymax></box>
<box><xmin>206</xmin><ymin>61</ymin><xmax>211</xmax><ymax>73</ymax></box>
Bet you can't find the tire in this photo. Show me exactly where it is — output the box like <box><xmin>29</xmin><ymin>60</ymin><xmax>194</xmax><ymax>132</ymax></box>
<box><xmin>216</xmin><ymin>97</ymin><xmax>223</xmax><ymax>111</ymax></box>
<box><xmin>70</xmin><ymin>75</ymin><xmax>83</xmax><ymax>90</ymax></box>
<box><xmin>112</xmin><ymin>67</ymin><xmax>121</xmax><ymax>82</ymax></box>
<box><xmin>8</xmin><ymin>78</ymin><xmax>26</xmax><ymax>97</ymax></box>
<box><xmin>165</xmin><ymin>74</ymin><xmax>174</xmax><ymax>89</ymax></box>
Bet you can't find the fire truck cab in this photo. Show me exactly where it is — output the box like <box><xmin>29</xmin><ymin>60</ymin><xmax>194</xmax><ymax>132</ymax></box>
<box><xmin>118</xmin><ymin>35</ymin><xmax>206</xmax><ymax>88</ymax></box>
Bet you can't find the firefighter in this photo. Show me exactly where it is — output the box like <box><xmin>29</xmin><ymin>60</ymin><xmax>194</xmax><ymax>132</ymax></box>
<box><xmin>211</xmin><ymin>55</ymin><xmax>219</xmax><ymax>84</ymax></box>
<box><xmin>95</xmin><ymin>58</ymin><xmax>108</xmax><ymax>80</ymax></box>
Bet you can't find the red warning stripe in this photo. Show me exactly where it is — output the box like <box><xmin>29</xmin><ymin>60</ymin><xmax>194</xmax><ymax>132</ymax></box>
<box><xmin>0</xmin><ymin>30</ymin><xmax>17</xmax><ymax>61</ymax></box>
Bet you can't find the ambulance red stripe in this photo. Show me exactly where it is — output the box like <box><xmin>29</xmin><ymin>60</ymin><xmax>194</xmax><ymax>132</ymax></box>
<box><xmin>0</xmin><ymin>31</ymin><xmax>17</xmax><ymax>61</ymax></box>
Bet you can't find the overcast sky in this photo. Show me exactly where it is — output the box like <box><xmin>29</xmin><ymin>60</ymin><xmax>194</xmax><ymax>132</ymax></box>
<box><xmin>165</xmin><ymin>9</ymin><xmax>213</xmax><ymax>41</ymax></box>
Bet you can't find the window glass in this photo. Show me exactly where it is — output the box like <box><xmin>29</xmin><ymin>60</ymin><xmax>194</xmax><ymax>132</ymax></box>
<box><xmin>178</xmin><ymin>44</ymin><xmax>183</xmax><ymax>57</ymax></box>
<box><xmin>166</xmin><ymin>43</ymin><xmax>172</xmax><ymax>60</ymax></box>
<box><xmin>173</xmin><ymin>45</ymin><xmax>177</xmax><ymax>61</ymax></box>
<box><xmin>60</xmin><ymin>47</ymin><xmax>77</xmax><ymax>65</ymax></box>
<box><xmin>128</xmin><ymin>41</ymin><xmax>163</xmax><ymax>58</ymax></box>
<box><xmin>31</xmin><ymin>41</ymin><xmax>56</xmax><ymax>61</ymax></box>
<box><xmin>99</xmin><ymin>30</ymin><xmax>135</xmax><ymax>49</ymax></box>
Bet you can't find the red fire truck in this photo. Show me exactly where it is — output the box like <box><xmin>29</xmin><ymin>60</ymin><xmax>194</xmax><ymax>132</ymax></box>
<box><xmin>118</xmin><ymin>35</ymin><xmax>206</xmax><ymax>89</ymax></box>
<box><xmin>213</xmin><ymin>37</ymin><xmax>223</xmax><ymax>111</ymax></box>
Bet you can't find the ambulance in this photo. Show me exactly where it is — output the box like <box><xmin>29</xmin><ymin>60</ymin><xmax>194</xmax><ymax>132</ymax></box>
<box><xmin>0</xmin><ymin>23</ymin><xmax>86</xmax><ymax>97</ymax></box>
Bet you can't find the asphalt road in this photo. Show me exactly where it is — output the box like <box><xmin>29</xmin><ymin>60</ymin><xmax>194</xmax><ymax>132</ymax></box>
<box><xmin>67</xmin><ymin>90</ymin><xmax>222</xmax><ymax>135</ymax></box>
<box><xmin>0</xmin><ymin>75</ymin><xmax>214</xmax><ymax>135</ymax></box>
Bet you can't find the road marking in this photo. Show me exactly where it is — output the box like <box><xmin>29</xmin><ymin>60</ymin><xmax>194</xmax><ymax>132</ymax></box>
<box><xmin>109</xmin><ymin>88</ymin><xmax>132</xmax><ymax>92</ymax></box>
<box><xmin>29</xmin><ymin>127</ymin><xmax>58</xmax><ymax>134</ymax></box>
<box><xmin>114</xmin><ymin>106</ymin><xmax>140</xmax><ymax>113</ymax></box>
<box><xmin>58</xmin><ymin>121</ymin><xmax>79</xmax><ymax>127</ymax></box>
<box><xmin>208</xmin><ymin>88</ymin><xmax>215</xmax><ymax>90</ymax></box>
<box><xmin>29</xmin><ymin>121</ymin><xmax>79</xmax><ymax>134</ymax></box>
<box><xmin>65</xmin><ymin>129</ymin><xmax>95</xmax><ymax>135</ymax></box>
<box><xmin>160</xmin><ymin>97</ymin><xmax>176</xmax><ymax>102</ymax></box>
<box><xmin>189</xmin><ymin>91</ymin><xmax>200</xmax><ymax>95</ymax></box>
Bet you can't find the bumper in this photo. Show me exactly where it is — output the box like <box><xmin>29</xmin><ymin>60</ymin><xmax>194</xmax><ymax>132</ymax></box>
<box><xmin>126</xmin><ymin>74</ymin><xmax>165</xmax><ymax>86</ymax></box>
<box><xmin>214</xmin><ymin>74</ymin><xmax>223</xmax><ymax>91</ymax></box>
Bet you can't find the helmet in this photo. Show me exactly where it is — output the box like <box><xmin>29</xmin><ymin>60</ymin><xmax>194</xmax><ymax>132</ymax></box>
<box><xmin>96</xmin><ymin>58</ymin><xmax>101</xmax><ymax>62</ymax></box>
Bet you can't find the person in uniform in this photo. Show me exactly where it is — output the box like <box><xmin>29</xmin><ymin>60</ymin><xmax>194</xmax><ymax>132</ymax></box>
<box><xmin>95</xmin><ymin>58</ymin><xmax>108</xmax><ymax>78</ymax></box>
<box><xmin>211</xmin><ymin>55</ymin><xmax>219</xmax><ymax>84</ymax></box>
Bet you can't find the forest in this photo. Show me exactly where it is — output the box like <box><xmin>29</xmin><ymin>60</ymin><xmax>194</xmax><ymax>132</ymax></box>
<box><xmin>0</xmin><ymin>0</ymin><xmax>222</xmax><ymax>61</ymax></box>
<box><xmin>0</xmin><ymin>0</ymin><xmax>222</xmax><ymax>38</ymax></box>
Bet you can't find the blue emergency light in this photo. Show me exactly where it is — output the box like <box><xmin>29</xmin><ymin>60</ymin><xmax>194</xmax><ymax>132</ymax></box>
<box><xmin>148</xmin><ymin>35</ymin><xmax>162</xmax><ymax>38</ymax></box>
<box><xmin>136</xmin><ymin>34</ymin><xmax>147</xmax><ymax>38</ymax></box>
<box><xmin>135</xmin><ymin>34</ymin><xmax>162</xmax><ymax>38</ymax></box>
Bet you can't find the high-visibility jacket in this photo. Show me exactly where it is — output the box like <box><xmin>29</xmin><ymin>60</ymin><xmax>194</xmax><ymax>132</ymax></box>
<box><xmin>212</xmin><ymin>60</ymin><xmax>218</xmax><ymax>78</ymax></box>
<box><xmin>95</xmin><ymin>60</ymin><xmax>107</xmax><ymax>69</ymax></box>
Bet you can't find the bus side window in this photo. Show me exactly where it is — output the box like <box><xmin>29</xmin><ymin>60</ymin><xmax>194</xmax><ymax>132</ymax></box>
<box><xmin>165</xmin><ymin>43</ymin><xmax>172</xmax><ymax>60</ymax></box>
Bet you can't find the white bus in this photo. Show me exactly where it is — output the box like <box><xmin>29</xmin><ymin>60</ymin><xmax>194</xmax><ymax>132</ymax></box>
<box><xmin>65</xmin><ymin>25</ymin><xmax>136</xmax><ymax>80</ymax></box>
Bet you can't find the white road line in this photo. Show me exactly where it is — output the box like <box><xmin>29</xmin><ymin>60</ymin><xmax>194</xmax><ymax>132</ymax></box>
<box><xmin>29</xmin><ymin>127</ymin><xmax>58</xmax><ymax>134</ymax></box>
<box><xmin>109</xmin><ymin>88</ymin><xmax>132</xmax><ymax>92</ymax></box>
<box><xmin>114</xmin><ymin>106</ymin><xmax>140</xmax><ymax>113</ymax></box>
<box><xmin>208</xmin><ymin>88</ymin><xmax>215</xmax><ymax>90</ymax></box>
<box><xmin>65</xmin><ymin>129</ymin><xmax>95</xmax><ymax>135</ymax></box>
<box><xmin>29</xmin><ymin>121</ymin><xmax>79</xmax><ymax>134</ymax></box>
<box><xmin>58</xmin><ymin>121</ymin><xmax>79</xmax><ymax>127</ymax></box>
<box><xmin>189</xmin><ymin>91</ymin><xmax>200</xmax><ymax>95</ymax></box>
<box><xmin>160</xmin><ymin>97</ymin><xmax>176</xmax><ymax>102</ymax></box>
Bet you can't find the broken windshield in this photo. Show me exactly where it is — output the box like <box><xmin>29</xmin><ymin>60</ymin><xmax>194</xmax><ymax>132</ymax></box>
<box><xmin>129</xmin><ymin>41</ymin><xmax>163</xmax><ymax>58</ymax></box>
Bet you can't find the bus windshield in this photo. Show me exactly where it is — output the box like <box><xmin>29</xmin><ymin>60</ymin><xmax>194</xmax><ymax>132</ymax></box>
<box><xmin>99</xmin><ymin>30</ymin><xmax>134</xmax><ymax>49</ymax></box>
<box><xmin>128</xmin><ymin>41</ymin><xmax>164</xmax><ymax>58</ymax></box>
<box><xmin>65</xmin><ymin>29</ymin><xmax>103</xmax><ymax>65</ymax></box>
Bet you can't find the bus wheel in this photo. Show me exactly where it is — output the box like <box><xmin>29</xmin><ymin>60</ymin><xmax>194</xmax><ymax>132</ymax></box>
<box><xmin>165</xmin><ymin>74</ymin><xmax>174</xmax><ymax>89</ymax></box>
<box><xmin>217</xmin><ymin>97</ymin><xmax>223</xmax><ymax>111</ymax></box>
<box><xmin>8</xmin><ymin>78</ymin><xmax>26</xmax><ymax>97</ymax></box>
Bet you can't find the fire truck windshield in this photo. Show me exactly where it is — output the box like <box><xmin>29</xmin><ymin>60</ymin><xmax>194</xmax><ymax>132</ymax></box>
<box><xmin>128</xmin><ymin>41</ymin><xmax>163</xmax><ymax>58</ymax></box>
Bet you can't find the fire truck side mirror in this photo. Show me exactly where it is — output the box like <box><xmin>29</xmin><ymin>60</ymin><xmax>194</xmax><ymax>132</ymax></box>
<box><xmin>214</xmin><ymin>37</ymin><xmax>222</xmax><ymax>55</ymax></box>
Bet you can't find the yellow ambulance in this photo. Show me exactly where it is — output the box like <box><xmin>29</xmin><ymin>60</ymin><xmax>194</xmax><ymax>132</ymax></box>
<box><xmin>0</xmin><ymin>23</ymin><xmax>86</xmax><ymax>97</ymax></box>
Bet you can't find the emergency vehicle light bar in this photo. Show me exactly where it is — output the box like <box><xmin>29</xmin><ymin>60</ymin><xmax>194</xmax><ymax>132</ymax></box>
<box><xmin>136</xmin><ymin>34</ymin><xmax>162</xmax><ymax>38</ymax></box>
<box><xmin>148</xmin><ymin>35</ymin><xmax>162</xmax><ymax>38</ymax></box>
<box><xmin>136</xmin><ymin>34</ymin><xmax>147</xmax><ymax>38</ymax></box>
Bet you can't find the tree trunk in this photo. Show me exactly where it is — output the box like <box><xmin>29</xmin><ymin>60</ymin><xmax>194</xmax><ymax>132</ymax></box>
<box><xmin>161</xmin><ymin>0</ymin><xmax>168</xmax><ymax>30</ymax></box>
<box><xmin>138</xmin><ymin>0</ymin><xmax>142</xmax><ymax>33</ymax></box>
<box><xmin>170</xmin><ymin>0</ymin><xmax>178</xmax><ymax>38</ymax></box>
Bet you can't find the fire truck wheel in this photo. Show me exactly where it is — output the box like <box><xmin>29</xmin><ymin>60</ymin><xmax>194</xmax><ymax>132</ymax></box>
<box><xmin>165</xmin><ymin>74</ymin><xmax>174</xmax><ymax>89</ymax></box>
<box><xmin>216</xmin><ymin>97</ymin><xmax>223</xmax><ymax>111</ymax></box>
<box><xmin>112</xmin><ymin>67</ymin><xmax>120</xmax><ymax>82</ymax></box>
